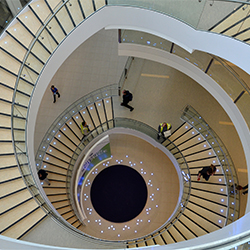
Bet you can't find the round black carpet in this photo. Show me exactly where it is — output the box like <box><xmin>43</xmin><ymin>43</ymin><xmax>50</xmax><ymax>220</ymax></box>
<box><xmin>90</xmin><ymin>165</ymin><xmax>148</xmax><ymax>223</ymax></box>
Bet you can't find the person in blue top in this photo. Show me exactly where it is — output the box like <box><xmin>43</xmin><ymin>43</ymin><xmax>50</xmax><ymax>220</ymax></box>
<box><xmin>51</xmin><ymin>85</ymin><xmax>60</xmax><ymax>103</ymax></box>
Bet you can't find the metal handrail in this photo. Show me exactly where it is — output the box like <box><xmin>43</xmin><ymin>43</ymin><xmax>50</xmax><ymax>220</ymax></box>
<box><xmin>181</xmin><ymin>105</ymin><xmax>239</xmax><ymax>224</ymax></box>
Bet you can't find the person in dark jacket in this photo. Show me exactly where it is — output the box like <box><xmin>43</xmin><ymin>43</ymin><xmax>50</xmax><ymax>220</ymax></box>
<box><xmin>121</xmin><ymin>90</ymin><xmax>134</xmax><ymax>112</ymax></box>
<box><xmin>197</xmin><ymin>164</ymin><xmax>216</xmax><ymax>181</ymax></box>
<box><xmin>38</xmin><ymin>169</ymin><xmax>50</xmax><ymax>185</ymax></box>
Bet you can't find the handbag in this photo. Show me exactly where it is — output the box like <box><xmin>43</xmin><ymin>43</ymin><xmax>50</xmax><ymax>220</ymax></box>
<box><xmin>163</xmin><ymin>130</ymin><xmax>171</xmax><ymax>137</ymax></box>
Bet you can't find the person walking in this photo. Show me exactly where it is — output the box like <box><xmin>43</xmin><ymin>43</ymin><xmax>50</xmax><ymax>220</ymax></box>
<box><xmin>121</xmin><ymin>90</ymin><xmax>134</xmax><ymax>112</ymax></box>
<box><xmin>157</xmin><ymin>122</ymin><xmax>172</xmax><ymax>139</ymax></box>
<box><xmin>38</xmin><ymin>169</ymin><xmax>50</xmax><ymax>185</ymax></box>
<box><xmin>197</xmin><ymin>164</ymin><xmax>216</xmax><ymax>181</ymax></box>
<box><xmin>80</xmin><ymin>121</ymin><xmax>90</xmax><ymax>139</ymax></box>
<box><xmin>51</xmin><ymin>85</ymin><xmax>60</xmax><ymax>103</ymax></box>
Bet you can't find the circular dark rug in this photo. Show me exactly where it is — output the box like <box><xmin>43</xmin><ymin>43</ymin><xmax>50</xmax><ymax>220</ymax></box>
<box><xmin>90</xmin><ymin>165</ymin><xmax>148</xmax><ymax>223</ymax></box>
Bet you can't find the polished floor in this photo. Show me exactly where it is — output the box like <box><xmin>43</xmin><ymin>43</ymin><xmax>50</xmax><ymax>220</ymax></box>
<box><xmin>34</xmin><ymin>27</ymin><xmax>247</xmax><ymax>230</ymax></box>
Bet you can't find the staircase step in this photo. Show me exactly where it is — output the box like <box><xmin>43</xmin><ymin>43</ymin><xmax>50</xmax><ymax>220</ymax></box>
<box><xmin>177</xmin><ymin>139</ymin><xmax>211</xmax><ymax>155</ymax></box>
<box><xmin>0</xmin><ymin>154</ymin><xmax>17</xmax><ymax>168</ymax></box>
<box><xmin>0</xmin><ymin>142</ymin><xmax>14</xmax><ymax>154</ymax></box>
<box><xmin>167</xmin><ymin>225</ymin><xmax>186</xmax><ymax>242</ymax></box>
<box><xmin>0</xmin><ymin>178</ymin><xmax>26</xmax><ymax>198</ymax></box>
<box><xmin>78</xmin><ymin>0</ymin><xmax>95</xmax><ymax>18</ymax></box>
<box><xmin>136</xmin><ymin>240</ymin><xmax>147</xmax><ymax>247</ymax></box>
<box><xmin>0</xmin><ymin>85</ymin><xmax>15</xmax><ymax>102</ymax></box>
<box><xmin>185</xmin><ymin>202</ymin><xmax>223</xmax><ymax>229</ymax></box>
<box><xmin>0</xmin><ymin>188</ymin><xmax>32</xmax><ymax>214</ymax></box>
<box><xmin>49</xmin><ymin>138</ymin><xmax>75</xmax><ymax>157</ymax></box>
<box><xmin>64</xmin><ymin>0</ymin><xmax>84</xmax><ymax>27</ymax></box>
<box><xmin>103</xmin><ymin>97</ymin><xmax>113</xmax><ymax>121</ymax></box>
<box><xmin>153</xmin><ymin>234</ymin><xmax>166</xmax><ymax>245</ymax></box>
<box><xmin>182</xmin><ymin>148</ymin><xmax>216</xmax><ymax>162</ymax></box>
<box><xmin>6</xmin><ymin>22</ymin><xmax>34</xmax><ymax>48</ymax></box>
<box><xmin>2</xmin><ymin>207</ymin><xmax>46</xmax><ymax>239</ymax></box>
<box><xmin>189</xmin><ymin>195</ymin><xmax>227</xmax><ymax>221</ymax></box>
<box><xmin>54</xmin><ymin>5</ymin><xmax>74</xmax><ymax>34</ymax></box>
<box><xmin>191</xmin><ymin>181</ymin><xmax>227</xmax><ymax>195</ymax></box>
<box><xmin>0</xmin><ymin>167</ymin><xmax>21</xmax><ymax>183</ymax></box>
<box><xmin>67</xmin><ymin>215</ymin><xmax>80</xmax><ymax>225</ymax></box>
<box><xmin>168</xmin><ymin>123</ymin><xmax>192</xmax><ymax>142</ymax></box>
<box><xmin>186</xmin><ymin>157</ymin><xmax>220</xmax><ymax>168</ymax></box>
<box><xmin>178</xmin><ymin>215</ymin><xmax>206</xmax><ymax>237</ymax></box>
<box><xmin>0</xmin><ymin>71</ymin><xmax>16</xmax><ymax>90</ymax></box>
<box><xmin>29</xmin><ymin>0</ymin><xmax>51</xmax><ymax>22</ymax></box>
<box><xmin>94</xmin><ymin>0</ymin><xmax>106</xmax><ymax>10</ymax></box>
<box><xmin>160</xmin><ymin>230</ymin><xmax>176</xmax><ymax>244</ymax></box>
<box><xmin>18</xmin><ymin>11</ymin><xmax>42</xmax><ymax>37</ymax></box>
<box><xmin>0</xmin><ymin>114</ymin><xmax>11</xmax><ymax>127</ymax></box>
<box><xmin>190</xmin><ymin>188</ymin><xmax>228</xmax><ymax>205</ymax></box>
<box><xmin>0</xmin><ymin>51</ymin><xmax>20</xmax><ymax>75</ymax></box>
<box><xmin>0</xmin><ymin>128</ymin><xmax>12</xmax><ymax>141</ymax></box>
<box><xmin>66</xmin><ymin>119</ymin><xmax>82</xmax><ymax>141</ymax></box>
<box><xmin>87</xmin><ymin>103</ymin><xmax>101</xmax><ymax>128</ymax></box>
<box><xmin>60</xmin><ymin>124</ymin><xmax>81</xmax><ymax>145</ymax></box>
<box><xmin>144</xmin><ymin>237</ymin><xmax>155</xmax><ymax>246</ymax></box>
<box><xmin>171</xmin><ymin>220</ymin><xmax>197</xmax><ymax>240</ymax></box>
<box><xmin>183</xmin><ymin>208</ymin><xmax>219</xmax><ymax>234</ymax></box>
<box><xmin>211</xmin><ymin>5</ymin><xmax>249</xmax><ymax>34</ymax></box>
<box><xmin>0</xmin><ymin>36</ymin><xmax>27</xmax><ymax>62</ymax></box>
<box><xmin>46</xmin><ymin>147</ymin><xmax>72</xmax><ymax>163</ymax></box>
<box><xmin>0</xmin><ymin>198</ymin><xmax>39</xmax><ymax>230</ymax></box>
<box><xmin>43</xmin><ymin>152</ymin><xmax>70</xmax><ymax>167</ymax></box>
<box><xmin>54</xmin><ymin>131</ymin><xmax>78</xmax><ymax>150</ymax></box>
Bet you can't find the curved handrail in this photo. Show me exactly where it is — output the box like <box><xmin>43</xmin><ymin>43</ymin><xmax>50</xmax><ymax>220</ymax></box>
<box><xmin>181</xmin><ymin>105</ymin><xmax>239</xmax><ymax>224</ymax></box>
<box><xmin>34</xmin><ymin>81</ymin><xmax>191</xmax><ymax>243</ymax></box>
<box><xmin>65</xmin><ymin>117</ymin><xmax>191</xmax><ymax>243</ymax></box>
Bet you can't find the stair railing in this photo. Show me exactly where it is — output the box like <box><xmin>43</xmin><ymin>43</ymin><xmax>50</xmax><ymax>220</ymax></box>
<box><xmin>181</xmin><ymin>104</ymin><xmax>239</xmax><ymax>224</ymax></box>
<box><xmin>66</xmin><ymin>116</ymin><xmax>191</xmax><ymax>244</ymax></box>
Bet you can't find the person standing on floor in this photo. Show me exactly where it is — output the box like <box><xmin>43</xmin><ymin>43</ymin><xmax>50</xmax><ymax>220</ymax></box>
<box><xmin>51</xmin><ymin>85</ymin><xmax>60</xmax><ymax>103</ymax></box>
<box><xmin>121</xmin><ymin>90</ymin><xmax>134</xmax><ymax>112</ymax></box>
<box><xmin>38</xmin><ymin>169</ymin><xmax>50</xmax><ymax>185</ymax></box>
<box><xmin>157</xmin><ymin>122</ymin><xmax>172</xmax><ymax>139</ymax></box>
<box><xmin>81</xmin><ymin>121</ymin><xmax>90</xmax><ymax>139</ymax></box>
<box><xmin>197</xmin><ymin>164</ymin><xmax>216</xmax><ymax>181</ymax></box>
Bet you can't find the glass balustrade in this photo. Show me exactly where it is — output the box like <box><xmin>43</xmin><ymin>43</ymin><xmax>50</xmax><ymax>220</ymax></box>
<box><xmin>181</xmin><ymin>105</ymin><xmax>239</xmax><ymax>224</ymax></box>
<box><xmin>120</xmin><ymin>29</ymin><xmax>250</xmax><ymax>134</ymax></box>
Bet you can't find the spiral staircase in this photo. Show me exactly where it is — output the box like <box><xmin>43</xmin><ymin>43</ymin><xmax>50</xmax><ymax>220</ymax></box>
<box><xmin>31</xmin><ymin>88</ymin><xmax>234</xmax><ymax>247</ymax></box>
<box><xmin>0</xmin><ymin>0</ymin><xmax>249</xmax><ymax>249</ymax></box>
